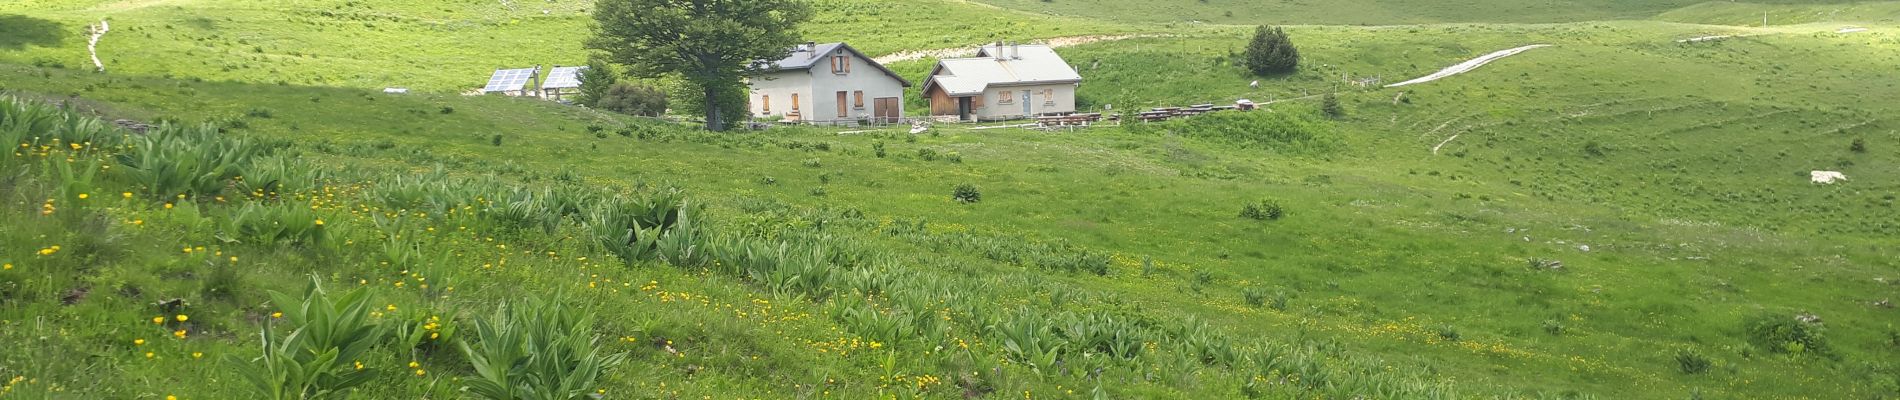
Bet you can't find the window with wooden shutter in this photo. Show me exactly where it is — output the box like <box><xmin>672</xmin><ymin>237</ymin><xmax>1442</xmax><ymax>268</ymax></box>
<box><xmin>1043</xmin><ymin>89</ymin><xmax>1055</xmax><ymax>106</ymax></box>
<box><xmin>791</xmin><ymin>93</ymin><xmax>800</xmax><ymax>111</ymax></box>
<box><xmin>853</xmin><ymin>91</ymin><xmax>864</xmax><ymax>109</ymax></box>
<box><xmin>837</xmin><ymin>91</ymin><xmax>848</xmax><ymax>118</ymax></box>
<box><xmin>762</xmin><ymin>94</ymin><xmax>770</xmax><ymax>113</ymax></box>
<box><xmin>832</xmin><ymin>55</ymin><xmax>848</xmax><ymax>74</ymax></box>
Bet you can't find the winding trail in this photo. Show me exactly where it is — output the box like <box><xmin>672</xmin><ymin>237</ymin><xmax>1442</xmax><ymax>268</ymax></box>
<box><xmin>1386</xmin><ymin>44</ymin><xmax>1550</xmax><ymax>88</ymax></box>
<box><xmin>87</xmin><ymin>20</ymin><xmax>111</xmax><ymax>73</ymax></box>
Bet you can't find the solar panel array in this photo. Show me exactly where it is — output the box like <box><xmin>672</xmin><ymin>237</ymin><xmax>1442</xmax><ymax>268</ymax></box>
<box><xmin>482</xmin><ymin>68</ymin><xmax>538</xmax><ymax>93</ymax></box>
<box><xmin>541</xmin><ymin>66</ymin><xmax>588</xmax><ymax>90</ymax></box>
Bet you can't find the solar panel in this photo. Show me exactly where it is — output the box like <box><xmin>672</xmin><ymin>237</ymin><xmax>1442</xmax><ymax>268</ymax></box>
<box><xmin>540</xmin><ymin>66</ymin><xmax>588</xmax><ymax>90</ymax></box>
<box><xmin>482</xmin><ymin>67</ymin><xmax>538</xmax><ymax>93</ymax></box>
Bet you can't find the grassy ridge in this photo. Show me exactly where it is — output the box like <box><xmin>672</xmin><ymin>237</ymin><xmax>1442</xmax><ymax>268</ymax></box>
<box><xmin>967</xmin><ymin>0</ymin><xmax>1874</xmax><ymax>25</ymax></box>
<box><xmin>0</xmin><ymin>0</ymin><xmax>1141</xmax><ymax>92</ymax></box>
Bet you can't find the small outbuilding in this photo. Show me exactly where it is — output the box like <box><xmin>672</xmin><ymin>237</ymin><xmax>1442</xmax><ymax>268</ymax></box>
<box><xmin>748</xmin><ymin>42</ymin><xmax>912</xmax><ymax>124</ymax></box>
<box><xmin>922</xmin><ymin>43</ymin><xmax>1082</xmax><ymax>121</ymax></box>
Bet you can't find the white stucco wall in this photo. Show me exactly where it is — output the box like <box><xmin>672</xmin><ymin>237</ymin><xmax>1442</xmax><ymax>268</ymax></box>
<box><xmin>806</xmin><ymin>49</ymin><xmax>906</xmax><ymax>122</ymax></box>
<box><xmin>747</xmin><ymin>48</ymin><xmax>906</xmax><ymax>122</ymax></box>
<box><xmin>973</xmin><ymin>83</ymin><xmax>1076</xmax><ymax>120</ymax></box>
<box><xmin>747</xmin><ymin>70</ymin><xmax>812</xmax><ymax>120</ymax></box>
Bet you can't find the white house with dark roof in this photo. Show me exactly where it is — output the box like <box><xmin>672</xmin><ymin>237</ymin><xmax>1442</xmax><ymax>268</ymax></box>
<box><xmin>922</xmin><ymin>43</ymin><xmax>1082</xmax><ymax>121</ymax></box>
<box><xmin>748</xmin><ymin>42</ymin><xmax>911</xmax><ymax>123</ymax></box>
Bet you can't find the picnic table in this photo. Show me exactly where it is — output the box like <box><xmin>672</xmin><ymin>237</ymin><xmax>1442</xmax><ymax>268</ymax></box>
<box><xmin>1036</xmin><ymin>113</ymin><xmax>1103</xmax><ymax>128</ymax></box>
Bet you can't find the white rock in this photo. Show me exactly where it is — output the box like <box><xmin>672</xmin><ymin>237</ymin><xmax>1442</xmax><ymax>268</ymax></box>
<box><xmin>1811</xmin><ymin>171</ymin><xmax>1847</xmax><ymax>184</ymax></box>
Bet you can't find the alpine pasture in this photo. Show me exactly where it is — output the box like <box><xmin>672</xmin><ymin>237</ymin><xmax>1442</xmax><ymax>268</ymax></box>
<box><xmin>1</xmin><ymin>0</ymin><xmax>1897</xmax><ymax>399</ymax></box>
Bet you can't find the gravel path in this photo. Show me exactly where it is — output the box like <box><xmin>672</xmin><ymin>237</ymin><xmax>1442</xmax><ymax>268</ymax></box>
<box><xmin>1386</xmin><ymin>44</ymin><xmax>1550</xmax><ymax>88</ymax></box>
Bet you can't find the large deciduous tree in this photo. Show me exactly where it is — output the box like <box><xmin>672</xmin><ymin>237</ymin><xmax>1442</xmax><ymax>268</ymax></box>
<box><xmin>589</xmin><ymin>0</ymin><xmax>814</xmax><ymax>131</ymax></box>
<box><xmin>1244</xmin><ymin>25</ymin><xmax>1300</xmax><ymax>76</ymax></box>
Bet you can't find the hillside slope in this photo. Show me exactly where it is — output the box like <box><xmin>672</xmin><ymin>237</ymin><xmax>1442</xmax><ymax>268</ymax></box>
<box><xmin>2</xmin><ymin>1</ymin><xmax>1898</xmax><ymax>399</ymax></box>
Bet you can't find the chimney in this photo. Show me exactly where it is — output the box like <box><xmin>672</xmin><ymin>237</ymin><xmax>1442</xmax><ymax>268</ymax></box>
<box><xmin>804</xmin><ymin>41</ymin><xmax>818</xmax><ymax>59</ymax></box>
<box><xmin>1010</xmin><ymin>43</ymin><xmax>1021</xmax><ymax>60</ymax></box>
<box><xmin>994</xmin><ymin>41</ymin><xmax>1006</xmax><ymax>60</ymax></box>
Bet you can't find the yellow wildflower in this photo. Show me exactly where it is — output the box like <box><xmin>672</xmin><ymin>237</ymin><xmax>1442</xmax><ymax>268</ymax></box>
<box><xmin>176</xmin><ymin>314</ymin><xmax>188</xmax><ymax>322</ymax></box>
<box><xmin>77</xmin><ymin>193</ymin><xmax>89</xmax><ymax>199</ymax></box>
<box><xmin>134</xmin><ymin>339</ymin><xmax>146</xmax><ymax>346</ymax></box>
<box><xmin>271</xmin><ymin>312</ymin><xmax>283</xmax><ymax>319</ymax></box>
<box><xmin>192</xmin><ymin>352</ymin><xmax>203</xmax><ymax>359</ymax></box>
<box><xmin>174</xmin><ymin>329</ymin><xmax>187</xmax><ymax>339</ymax></box>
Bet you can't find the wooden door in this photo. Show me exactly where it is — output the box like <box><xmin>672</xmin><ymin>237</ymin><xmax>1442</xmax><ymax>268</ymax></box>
<box><xmin>874</xmin><ymin>97</ymin><xmax>899</xmax><ymax>123</ymax></box>
<box><xmin>836</xmin><ymin>91</ymin><xmax>849</xmax><ymax>119</ymax></box>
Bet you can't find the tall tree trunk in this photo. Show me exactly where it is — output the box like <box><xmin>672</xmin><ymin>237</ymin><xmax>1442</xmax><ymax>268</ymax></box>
<box><xmin>702</xmin><ymin>87</ymin><xmax>724</xmax><ymax>132</ymax></box>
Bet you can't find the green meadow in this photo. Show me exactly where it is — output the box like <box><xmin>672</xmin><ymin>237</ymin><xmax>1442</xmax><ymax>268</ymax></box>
<box><xmin>2</xmin><ymin>1</ymin><xmax>1898</xmax><ymax>399</ymax></box>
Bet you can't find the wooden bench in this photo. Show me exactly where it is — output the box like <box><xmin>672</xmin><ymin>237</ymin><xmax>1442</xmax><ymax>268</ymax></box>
<box><xmin>1036</xmin><ymin>113</ymin><xmax>1103</xmax><ymax>128</ymax></box>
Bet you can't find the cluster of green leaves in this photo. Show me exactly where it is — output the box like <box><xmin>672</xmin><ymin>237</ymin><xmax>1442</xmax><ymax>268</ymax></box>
<box><xmin>462</xmin><ymin>299</ymin><xmax>626</xmax><ymax>400</ymax></box>
<box><xmin>232</xmin><ymin>279</ymin><xmax>384</xmax><ymax>400</ymax></box>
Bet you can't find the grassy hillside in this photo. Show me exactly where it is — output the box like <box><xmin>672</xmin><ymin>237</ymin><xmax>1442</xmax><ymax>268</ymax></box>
<box><xmin>3</xmin><ymin>1</ymin><xmax>1899</xmax><ymax>400</ymax></box>
<box><xmin>967</xmin><ymin>0</ymin><xmax>1876</xmax><ymax>25</ymax></box>
<box><xmin>0</xmin><ymin>0</ymin><xmax>1141</xmax><ymax>92</ymax></box>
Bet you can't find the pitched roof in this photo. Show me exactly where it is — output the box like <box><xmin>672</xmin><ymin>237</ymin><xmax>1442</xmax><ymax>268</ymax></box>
<box><xmin>924</xmin><ymin>44</ymin><xmax>1081</xmax><ymax>96</ymax></box>
<box><xmin>762</xmin><ymin>42</ymin><xmax>912</xmax><ymax>87</ymax></box>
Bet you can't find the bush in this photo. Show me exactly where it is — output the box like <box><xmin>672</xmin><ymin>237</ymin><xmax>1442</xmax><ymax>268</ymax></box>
<box><xmin>596</xmin><ymin>82</ymin><xmax>668</xmax><ymax>117</ymax></box>
<box><xmin>1851</xmin><ymin>138</ymin><xmax>1867</xmax><ymax>153</ymax></box>
<box><xmin>576</xmin><ymin>57</ymin><xmax>618</xmax><ymax>108</ymax></box>
<box><xmin>1321</xmin><ymin>93</ymin><xmax>1343</xmax><ymax>118</ymax></box>
<box><xmin>1239</xmin><ymin>199</ymin><xmax>1285</xmax><ymax>220</ymax></box>
<box><xmin>460</xmin><ymin>299</ymin><xmax>626</xmax><ymax>400</ymax></box>
<box><xmin>1583</xmin><ymin>141</ymin><xmax>1607</xmax><ymax>157</ymax></box>
<box><xmin>1542</xmin><ymin>319</ymin><xmax>1566</xmax><ymax>335</ymax></box>
<box><xmin>1242</xmin><ymin>288</ymin><xmax>1267</xmax><ymax>308</ymax></box>
<box><xmin>1675</xmin><ymin>349</ymin><xmax>1712</xmax><ymax>374</ymax></box>
<box><xmin>491</xmin><ymin>134</ymin><xmax>503</xmax><ymax>146</ymax></box>
<box><xmin>953</xmin><ymin>183</ymin><xmax>981</xmax><ymax>203</ymax></box>
<box><xmin>1743</xmin><ymin>313</ymin><xmax>1832</xmax><ymax>356</ymax></box>
<box><xmin>1436</xmin><ymin>325</ymin><xmax>1461</xmax><ymax>342</ymax></box>
<box><xmin>233</xmin><ymin>278</ymin><xmax>384</xmax><ymax>400</ymax></box>
<box><xmin>1244</xmin><ymin>25</ymin><xmax>1300</xmax><ymax>76</ymax></box>
<box><xmin>872</xmin><ymin>141</ymin><xmax>886</xmax><ymax>158</ymax></box>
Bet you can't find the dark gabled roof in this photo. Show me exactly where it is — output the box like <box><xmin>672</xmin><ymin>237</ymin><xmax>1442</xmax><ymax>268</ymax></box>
<box><xmin>762</xmin><ymin>42</ymin><xmax>912</xmax><ymax>87</ymax></box>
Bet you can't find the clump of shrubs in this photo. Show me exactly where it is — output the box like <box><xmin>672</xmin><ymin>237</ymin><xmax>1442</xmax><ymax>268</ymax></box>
<box><xmin>1743</xmin><ymin>313</ymin><xmax>1832</xmax><ymax>356</ymax></box>
<box><xmin>1239</xmin><ymin>199</ymin><xmax>1286</xmax><ymax>220</ymax></box>
<box><xmin>1542</xmin><ymin>319</ymin><xmax>1566</xmax><ymax>335</ymax></box>
<box><xmin>1851</xmin><ymin>138</ymin><xmax>1866</xmax><ymax>153</ymax></box>
<box><xmin>952</xmin><ymin>183</ymin><xmax>981</xmax><ymax>203</ymax></box>
<box><xmin>1675</xmin><ymin>349</ymin><xmax>1712</xmax><ymax>374</ymax></box>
